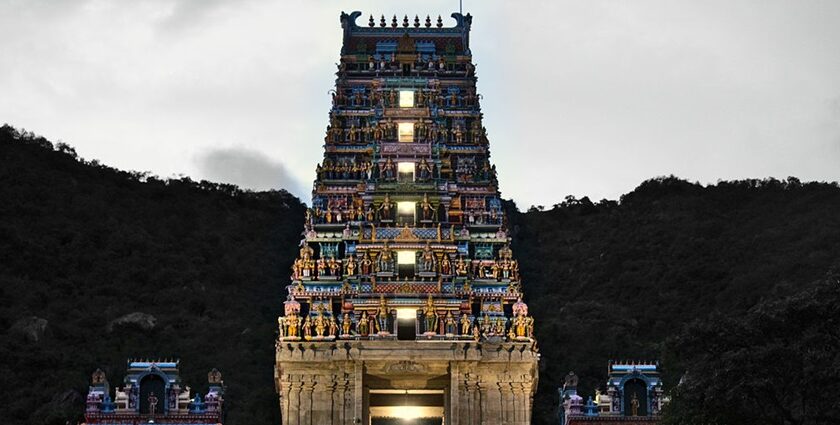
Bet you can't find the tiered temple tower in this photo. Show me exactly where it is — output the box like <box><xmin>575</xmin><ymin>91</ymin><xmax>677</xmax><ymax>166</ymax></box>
<box><xmin>275</xmin><ymin>11</ymin><xmax>539</xmax><ymax>425</ymax></box>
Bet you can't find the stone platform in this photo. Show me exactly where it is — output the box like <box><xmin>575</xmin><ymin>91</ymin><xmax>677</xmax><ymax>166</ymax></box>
<box><xmin>275</xmin><ymin>340</ymin><xmax>539</xmax><ymax>425</ymax></box>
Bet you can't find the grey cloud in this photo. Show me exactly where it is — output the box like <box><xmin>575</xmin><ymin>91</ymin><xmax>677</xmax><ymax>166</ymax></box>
<box><xmin>195</xmin><ymin>147</ymin><xmax>307</xmax><ymax>199</ymax></box>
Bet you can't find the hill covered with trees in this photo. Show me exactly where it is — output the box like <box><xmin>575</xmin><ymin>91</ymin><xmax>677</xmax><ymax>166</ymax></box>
<box><xmin>2</xmin><ymin>125</ymin><xmax>839</xmax><ymax>425</ymax></box>
<box><xmin>512</xmin><ymin>179</ymin><xmax>840</xmax><ymax>424</ymax></box>
<box><xmin>0</xmin><ymin>126</ymin><xmax>305</xmax><ymax>425</ymax></box>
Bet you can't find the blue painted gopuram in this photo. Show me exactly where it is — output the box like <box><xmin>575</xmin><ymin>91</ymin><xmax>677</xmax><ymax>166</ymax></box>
<box><xmin>82</xmin><ymin>360</ymin><xmax>224</xmax><ymax>425</ymax></box>
<box><xmin>559</xmin><ymin>361</ymin><xmax>665</xmax><ymax>425</ymax></box>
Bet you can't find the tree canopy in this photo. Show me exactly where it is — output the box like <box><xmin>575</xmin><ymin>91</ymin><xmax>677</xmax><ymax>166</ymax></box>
<box><xmin>662</xmin><ymin>275</ymin><xmax>840</xmax><ymax>425</ymax></box>
<box><xmin>2</xmin><ymin>125</ymin><xmax>839</xmax><ymax>425</ymax></box>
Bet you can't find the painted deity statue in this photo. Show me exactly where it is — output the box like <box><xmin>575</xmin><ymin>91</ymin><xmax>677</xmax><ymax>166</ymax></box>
<box><xmin>420</xmin><ymin>193</ymin><xmax>434</xmax><ymax>221</ymax></box>
<box><xmin>328</xmin><ymin>257</ymin><xmax>341</xmax><ymax>277</ymax></box>
<box><xmin>360</xmin><ymin>252</ymin><xmax>373</xmax><ymax>275</ymax></box>
<box><xmin>341</xmin><ymin>313</ymin><xmax>352</xmax><ymax>336</ymax></box>
<box><xmin>329</xmin><ymin>317</ymin><xmax>338</xmax><ymax>337</ymax></box>
<box><xmin>285</xmin><ymin>314</ymin><xmax>300</xmax><ymax>338</ymax></box>
<box><xmin>378</xmin><ymin>193</ymin><xmax>394</xmax><ymax>220</ymax></box>
<box><xmin>377</xmin><ymin>296</ymin><xmax>389</xmax><ymax>334</ymax></box>
<box><xmin>455</xmin><ymin>256</ymin><xmax>469</xmax><ymax>276</ymax></box>
<box><xmin>277</xmin><ymin>316</ymin><xmax>286</xmax><ymax>338</ymax></box>
<box><xmin>317</xmin><ymin>258</ymin><xmax>327</xmax><ymax>278</ymax></box>
<box><xmin>444</xmin><ymin>311</ymin><xmax>457</xmax><ymax>336</ymax></box>
<box><xmin>345</xmin><ymin>254</ymin><xmax>357</xmax><ymax>276</ymax></box>
<box><xmin>358</xmin><ymin>311</ymin><xmax>369</xmax><ymax>336</ymax></box>
<box><xmin>515</xmin><ymin>315</ymin><xmax>528</xmax><ymax>338</ymax></box>
<box><xmin>440</xmin><ymin>255</ymin><xmax>452</xmax><ymax>275</ymax></box>
<box><xmin>314</xmin><ymin>309</ymin><xmax>327</xmax><ymax>337</ymax></box>
<box><xmin>423</xmin><ymin>295</ymin><xmax>438</xmax><ymax>334</ymax></box>
<box><xmin>459</xmin><ymin>313</ymin><xmax>471</xmax><ymax>336</ymax></box>
<box><xmin>378</xmin><ymin>243</ymin><xmax>394</xmax><ymax>273</ymax></box>
<box><xmin>421</xmin><ymin>242</ymin><xmax>436</xmax><ymax>272</ymax></box>
<box><xmin>302</xmin><ymin>316</ymin><xmax>312</xmax><ymax>338</ymax></box>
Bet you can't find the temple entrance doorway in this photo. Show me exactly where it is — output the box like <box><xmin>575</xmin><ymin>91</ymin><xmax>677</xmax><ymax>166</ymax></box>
<box><xmin>139</xmin><ymin>374</ymin><xmax>166</xmax><ymax>414</ymax></box>
<box><xmin>368</xmin><ymin>389</ymin><xmax>445</xmax><ymax>425</ymax></box>
<box><xmin>623</xmin><ymin>378</ymin><xmax>648</xmax><ymax>416</ymax></box>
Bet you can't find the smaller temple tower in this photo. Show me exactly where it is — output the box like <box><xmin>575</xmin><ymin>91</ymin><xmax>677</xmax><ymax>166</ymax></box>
<box><xmin>82</xmin><ymin>359</ymin><xmax>225</xmax><ymax>425</ymax></box>
<box><xmin>559</xmin><ymin>361</ymin><xmax>665</xmax><ymax>425</ymax></box>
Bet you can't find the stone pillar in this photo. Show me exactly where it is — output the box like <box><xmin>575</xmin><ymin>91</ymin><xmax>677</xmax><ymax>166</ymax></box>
<box><xmin>278</xmin><ymin>375</ymin><xmax>290</xmax><ymax>425</ymax></box>
<box><xmin>354</xmin><ymin>362</ymin><xmax>365</xmax><ymax>425</ymax></box>
<box><xmin>345</xmin><ymin>372</ymin><xmax>355</xmax><ymax>425</ymax></box>
<box><xmin>469</xmin><ymin>376</ymin><xmax>481</xmax><ymax>425</ymax></box>
<box><xmin>512</xmin><ymin>382</ymin><xmax>528</xmax><ymax>425</ymax></box>
<box><xmin>300</xmin><ymin>376</ymin><xmax>315</xmax><ymax>425</ymax></box>
<box><xmin>311</xmin><ymin>373</ymin><xmax>332</xmax><ymax>424</ymax></box>
<box><xmin>449</xmin><ymin>362</ymin><xmax>459</xmax><ymax>425</ymax></box>
<box><xmin>285</xmin><ymin>376</ymin><xmax>301</xmax><ymax>425</ymax></box>
<box><xmin>499</xmin><ymin>382</ymin><xmax>513</xmax><ymax>425</ymax></box>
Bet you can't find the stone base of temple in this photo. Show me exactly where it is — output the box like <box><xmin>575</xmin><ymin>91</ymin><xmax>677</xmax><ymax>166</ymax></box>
<box><xmin>275</xmin><ymin>340</ymin><xmax>538</xmax><ymax>425</ymax></box>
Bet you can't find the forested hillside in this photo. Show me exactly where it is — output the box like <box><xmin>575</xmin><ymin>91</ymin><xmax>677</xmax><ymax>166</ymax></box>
<box><xmin>2</xmin><ymin>125</ymin><xmax>839</xmax><ymax>425</ymax></box>
<box><xmin>0</xmin><ymin>126</ymin><xmax>305</xmax><ymax>425</ymax></box>
<box><xmin>514</xmin><ymin>178</ymin><xmax>840</xmax><ymax>424</ymax></box>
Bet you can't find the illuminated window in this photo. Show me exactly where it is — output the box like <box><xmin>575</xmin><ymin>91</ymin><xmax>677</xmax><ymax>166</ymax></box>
<box><xmin>397</xmin><ymin>162</ymin><xmax>415</xmax><ymax>182</ymax></box>
<box><xmin>398</xmin><ymin>122</ymin><xmax>414</xmax><ymax>142</ymax></box>
<box><xmin>397</xmin><ymin>201</ymin><xmax>415</xmax><ymax>215</ymax></box>
<box><xmin>397</xmin><ymin>250</ymin><xmax>416</xmax><ymax>265</ymax></box>
<box><xmin>395</xmin><ymin>308</ymin><xmax>417</xmax><ymax>320</ymax></box>
<box><xmin>399</xmin><ymin>90</ymin><xmax>414</xmax><ymax>108</ymax></box>
<box><xmin>397</xmin><ymin>201</ymin><xmax>416</xmax><ymax>225</ymax></box>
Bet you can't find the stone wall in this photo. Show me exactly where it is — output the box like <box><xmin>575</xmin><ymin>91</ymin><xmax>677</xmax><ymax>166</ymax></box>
<box><xmin>276</xmin><ymin>340</ymin><xmax>538</xmax><ymax>425</ymax></box>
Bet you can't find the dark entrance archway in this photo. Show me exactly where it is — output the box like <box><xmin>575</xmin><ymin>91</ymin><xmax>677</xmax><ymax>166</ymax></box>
<box><xmin>623</xmin><ymin>378</ymin><xmax>648</xmax><ymax>416</ymax></box>
<box><xmin>139</xmin><ymin>374</ymin><xmax>166</xmax><ymax>414</ymax></box>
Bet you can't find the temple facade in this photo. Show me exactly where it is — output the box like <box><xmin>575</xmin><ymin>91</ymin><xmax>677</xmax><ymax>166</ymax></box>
<box><xmin>82</xmin><ymin>359</ymin><xmax>224</xmax><ymax>425</ymax></box>
<box><xmin>275</xmin><ymin>11</ymin><xmax>539</xmax><ymax>425</ymax></box>
<box><xmin>559</xmin><ymin>362</ymin><xmax>665</xmax><ymax>425</ymax></box>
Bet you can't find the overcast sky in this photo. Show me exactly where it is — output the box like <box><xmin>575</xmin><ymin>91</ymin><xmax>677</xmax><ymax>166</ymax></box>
<box><xmin>2</xmin><ymin>0</ymin><xmax>839</xmax><ymax>207</ymax></box>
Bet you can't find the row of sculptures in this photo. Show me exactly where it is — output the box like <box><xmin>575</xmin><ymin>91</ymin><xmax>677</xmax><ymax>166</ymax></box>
<box><xmin>332</xmin><ymin>86</ymin><xmax>479</xmax><ymax>109</ymax></box>
<box><xmin>291</xmin><ymin>242</ymin><xmax>520</xmax><ymax>281</ymax></box>
<box><xmin>306</xmin><ymin>193</ymin><xmax>441</xmax><ymax>225</ymax></box>
<box><xmin>366</xmin><ymin>14</ymin><xmax>446</xmax><ymax>29</ymax></box>
<box><xmin>278</xmin><ymin>297</ymin><xmax>535</xmax><ymax>340</ymax></box>
<box><xmin>454</xmin><ymin>158</ymin><xmax>498</xmax><ymax>183</ymax></box>
<box><xmin>325</xmin><ymin>117</ymin><xmax>487</xmax><ymax>145</ymax></box>
<box><xmin>360</xmin><ymin>53</ymin><xmax>474</xmax><ymax>75</ymax></box>
<box><xmin>316</xmin><ymin>157</ymin><xmax>436</xmax><ymax>182</ymax></box>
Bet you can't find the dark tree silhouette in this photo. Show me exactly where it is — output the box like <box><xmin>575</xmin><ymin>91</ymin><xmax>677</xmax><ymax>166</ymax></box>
<box><xmin>662</xmin><ymin>275</ymin><xmax>840</xmax><ymax>425</ymax></box>
<box><xmin>2</xmin><ymin>125</ymin><xmax>840</xmax><ymax>425</ymax></box>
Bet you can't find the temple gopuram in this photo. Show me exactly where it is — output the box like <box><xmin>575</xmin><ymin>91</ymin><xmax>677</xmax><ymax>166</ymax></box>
<box><xmin>82</xmin><ymin>359</ymin><xmax>224</xmax><ymax>425</ymax></box>
<box><xmin>558</xmin><ymin>362</ymin><xmax>665</xmax><ymax>425</ymax></box>
<box><xmin>275</xmin><ymin>11</ymin><xmax>539</xmax><ymax>425</ymax></box>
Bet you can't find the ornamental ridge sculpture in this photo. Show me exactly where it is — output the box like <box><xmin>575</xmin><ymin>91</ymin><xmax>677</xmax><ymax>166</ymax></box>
<box><xmin>276</xmin><ymin>11</ymin><xmax>538</xmax><ymax>425</ymax></box>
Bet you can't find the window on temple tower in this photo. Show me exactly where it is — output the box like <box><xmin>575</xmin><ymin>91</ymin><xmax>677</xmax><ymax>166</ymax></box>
<box><xmin>399</xmin><ymin>90</ymin><xmax>414</xmax><ymax>107</ymax></box>
<box><xmin>397</xmin><ymin>250</ymin><xmax>416</xmax><ymax>278</ymax></box>
<box><xmin>398</xmin><ymin>122</ymin><xmax>414</xmax><ymax>142</ymax></box>
<box><xmin>395</xmin><ymin>307</ymin><xmax>417</xmax><ymax>340</ymax></box>
<box><xmin>397</xmin><ymin>162</ymin><xmax>415</xmax><ymax>182</ymax></box>
<box><xmin>397</xmin><ymin>201</ymin><xmax>416</xmax><ymax>225</ymax></box>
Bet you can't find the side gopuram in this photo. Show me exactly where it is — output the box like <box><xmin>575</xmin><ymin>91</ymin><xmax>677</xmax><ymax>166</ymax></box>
<box><xmin>275</xmin><ymin>11</ymin><xmax>539</xmax><ymax>425</ymax></box>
